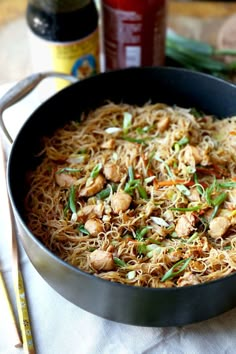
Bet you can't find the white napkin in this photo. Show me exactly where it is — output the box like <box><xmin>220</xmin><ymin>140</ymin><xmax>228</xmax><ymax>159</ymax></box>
<box><xmin>0</xmin><ymin>82</ymin><xmax>236</xmax><ymax>354</ymax></box>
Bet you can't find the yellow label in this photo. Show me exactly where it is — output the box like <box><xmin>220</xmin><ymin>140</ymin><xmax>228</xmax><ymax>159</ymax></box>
<box><xmin>50</xmin><ymin>29</ymin><xmax>100</xmax><ymax>90</ymax></box>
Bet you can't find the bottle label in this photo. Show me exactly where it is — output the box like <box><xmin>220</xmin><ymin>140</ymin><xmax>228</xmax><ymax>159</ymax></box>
<box><xmin>102</xmin><ymin>2</ymin><xmax>166</xmax><ymax>70</ymax></box>
<box><xmin>28</xmin><ymin>29</ymin><xmax>100</xmax><ymax>90</ymax></box>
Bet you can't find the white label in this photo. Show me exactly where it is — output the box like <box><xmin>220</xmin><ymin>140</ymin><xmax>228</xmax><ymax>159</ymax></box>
<box><xmin>125</xmin><ymin>46</ymin><xmax>141</xmax><ymax>67</ymax></box>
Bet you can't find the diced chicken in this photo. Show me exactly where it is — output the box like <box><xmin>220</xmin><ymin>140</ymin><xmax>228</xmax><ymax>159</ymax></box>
<box><xmin>103</xmin><ymin>163</ymin><xmax>122</xmax><ymax>182</ymax></box>
<box><xmin>188</xmin><ymin>188</ymin><xmax>201</xmax><ymax>202</ymax></box>
<box><xmin>177</xmin><ymin>271</ymin><xmax>200</xmax><ymax>286</ymax></box>
<box><xmin>228</xmin><ymin>189</ymin><xmax>236</xmax><ymax>206</ymax></box>
<box><xmin>84</xmin><ymin>218</ymin><xmax>104</xmax><ymax>237</ymax></box>
<box><xmin>157</xmin><ymin>116</ymin><xmax>170</xmax><ymax>132</ymax></box>
<box><xmin>80</xmin><ymin>174</ymin><xmax>105</xmax><ymax>197</ymax></box>
<box><xmin>78</xmin><ymin>204</ymin><xmax>104</xmax><ymax>219</ymax></box>
<box><xmin>55</xmin><ymin>173</ymin><xmax>76</xmax><ymax>187</ymax></box>
<box><xmin>101</xmin><ymin>139</ymin><xmax>116</xmax><ymax>149</ymax></box>
<box><xmin>89</xmin><ymin>249</ymin><xmax>114</xmax><ymax>271</ymax></box>
<box><xmin>111</xmin><ymin>191</ymin><xmax>132</xmax><ymax>214</ymax></box>
<box><xmin>175</xmin><ymin>212</ymin><xmax>196</xmax><ymax>238</ymax></box>
<box><xmin>208</xmin><ymin>216</ymin><xmax>230</xmax><ymax>238</ymax></box>
<box><xmin>166</xmin><ymin>249</ymin><xmax>183</xmax><ymax>263</ymax></box>
<box><xmin>183</xmin><ymin>145</ymin><xmax>202</xmax><ymax>165</ymax></box>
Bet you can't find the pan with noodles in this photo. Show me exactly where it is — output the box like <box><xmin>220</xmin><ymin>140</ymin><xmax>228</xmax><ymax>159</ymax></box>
<box><xmin>2</xmin><ymin>67</ymin><xmax>236</xmax><ymax>326</ymax></box>
<box><xmin>24</xmin><ymin>101</ymin><xmax>236</xmax><ymax>288</ymax></box>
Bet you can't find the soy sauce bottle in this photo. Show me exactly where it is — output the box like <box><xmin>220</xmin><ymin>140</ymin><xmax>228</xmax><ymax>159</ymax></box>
<box><xmin>26</xmin><ymin>0</ymin><xmax>100</xmax><ymax>89</ymax></box>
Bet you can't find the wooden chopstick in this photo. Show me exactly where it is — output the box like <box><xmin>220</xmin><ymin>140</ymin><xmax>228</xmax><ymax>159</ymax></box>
<box><xmin>0</xmin><ymin>271</ymin><xmax>22</xmax><ymax>348</ymax></box>
<box><xmin>0</xmin><ymin>135</ymin><xmax>36</xmax><ymax>354</ymax></box>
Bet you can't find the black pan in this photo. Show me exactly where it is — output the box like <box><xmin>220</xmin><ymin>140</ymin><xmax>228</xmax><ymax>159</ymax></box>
<box><xmin>1</xmin><ymin>67</ymin><xmax>236</xmax><ymax>327</ymax></box>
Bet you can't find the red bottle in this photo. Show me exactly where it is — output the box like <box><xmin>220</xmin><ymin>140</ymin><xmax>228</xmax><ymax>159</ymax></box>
<box><xmin>101</xmin><ymin>0</ymin><xmax>167</xmax><ymax>71</ymax></box>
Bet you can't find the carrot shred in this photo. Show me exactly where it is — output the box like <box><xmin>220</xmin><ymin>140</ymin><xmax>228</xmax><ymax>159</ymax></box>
<box><xmin>155</xmin><ymin>179</ymin><xmax>187</xmax><ymax>187</ymax></box>
<box><xmin>229</xmin><ymin>131</ymin><xmax>236</xmax><ymax>135</ymax></box>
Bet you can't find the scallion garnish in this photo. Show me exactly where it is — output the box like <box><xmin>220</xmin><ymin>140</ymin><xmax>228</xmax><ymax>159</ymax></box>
<box><xmin>170</xmin><ymin>206</ymin><xmax>202</xmax><ymax>212</ymax></box>
<box><xmin>176</xmin><ymin>184</ymin><xmax>191</xmax><ymax>196</ymax></box>
<box><xmin>114</xmin><ymin>257</ymin><xmax>127</xmax><ymax>268</ymax></box>
<box><xmin>90</xmin><ymin>163</ymin><xmax>103</xmax><ymax>178</ymax></box>
<box><xmin>77</xmin><ymin>224</ymin><xmax>90</xmax><ymax>235</ymax></box>
<box><xmin>69</xmin><ymin>185</ymin><xmax>77</xmax><ymax>221</ymax></box>
<box><xmin>69</xmin><ymin>185</ymin><xmax>76</xmax><ymax>214</ymax></box>
<box><xmin>123</xmin><ymin>112</ymin><xmax>132</xmax><ymax>134</ymax></box>
<box><xmin>96</xmin><ymin>183</ymin><xmax>117</xmax><ymax>200</ymax></box>
<box><xmin>135</xmin><ymin>227</ymin><xmax>150</xmax><ymax>241</ymax></box>
<box><xmin>56</xmin><ymin>167</ymin><xmax>82</xmax><ymax>174</ymax></box>
<box><xmin>161</xmin><ymin>257</ymin><xmax>192</xmax><ymax>282</ymax></box>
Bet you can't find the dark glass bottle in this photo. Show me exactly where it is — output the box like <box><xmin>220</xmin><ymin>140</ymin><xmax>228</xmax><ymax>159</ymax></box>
<box><xmin>26</xmin><ymin>0</ymin><xmax>100</xmax><ymax>89</ymax></box>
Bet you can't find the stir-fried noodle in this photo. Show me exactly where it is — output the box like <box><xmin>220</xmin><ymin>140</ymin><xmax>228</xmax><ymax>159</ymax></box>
<box><xmin>25</xmin><ymin>102</ymin><xmax>236</xmax><ymax>287</ymax></box>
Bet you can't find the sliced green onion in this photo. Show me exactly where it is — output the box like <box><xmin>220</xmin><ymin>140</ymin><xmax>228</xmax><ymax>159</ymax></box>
<box><xmin>212</xmin><ymin>192</ymin><xmax>227</xmax><ymax>207</ymax></box>
<box><xmin>145</xmin><ymin>176</ymin><xmax>156</xmax><ymax>184</ymax></box>
<box><xmin>146</xmin><ymin>244</ymin><xmax>162</xmax><ymax>258</ymax></box>
<box><xmin>193</xmin><ymin>173</ymin><xmax>204</xmax><ymax>195</ymax></box>
<box><xmin>90</xmin><ymin>163</ymin><xmax>103</xmax><ymax>178</ymax></box>
<box><xmin>105</xmin><ymin>127</ymin><xmax>122</xmax><ymax>134</ymax></box>
<box><xmin>176</xmin><ymin>184</ymin><xmax>191</xmax><ymax>196</ymax></box>
<box><xmin>56</xmin><ymin>167</ymin><xmax>82</xmax><ymax>174</ymax></box>
<box><xmin>150</xmin><ymin>216</ymin><xmax>169</xmax><ymax>228</ymax></box>
<box><xmin>209</xmin><ymin>192</ymin><xmax>227</xmax><ymax>220</ymax></box>
<box><xmin>218</xmin><ymin>181</ymin><xmax>236</xmax><ymax>189</ymax></box>
<box><xmin>114</xmin><ymin>257</ymin><xmax>127</xmax><ymax>268</ymax></box>
<box><xmin>161</xmin><ymin>257</ymin><xmax>192</xmax><ymax>282</ymax></box>
<box><xmin>186</xmin><ymin>232</ymin><xmax>199</xmax><ymax>243</ymax></box>
<box><xmin>96</xmin><ymin>183</ymin><xmax>117</xmax><ymax>200</ymax></box>
<box><xmin>135</xmin><ymin>227</ymin><xmax>150</xmax><ymax>241</ymax></box>
<box><xmin>127</xmin><ymin>270</ymin><xmax>136</xmax><ymax>280</ymax></box>
<box><xmin>67</xmin><ymin>154</ymin><xmax>88</xmax><ymax>164</ymax></box>
<box><xmin>137</xmin><ymin>243</ymin><xmax>147</xmax><ymax>255</ymax></box>
<box><xmin>123</xmin><ymin>112</ymin><xmax>132</xmax><ymax>134</ymax></box>
<box><xmin>77</xmin><ymin>224</ymin><xmax>90</xmax><ymax>235</ymax></box>
<box><xmin>137</xmin><ymin>184</ymin><xmax>148</xmax><ymax>200</ymax></box>
<box><xmin>170</xmin><ymin>206</ymin><xmax>202</xmax><ymax>212</ymax></box>
<box><xmin>174</xmin><ymin>136</ymin><xmax>189</xmax><ymax>150</ymax></box>
<box><xmin>124</xmin><ymin>179</ymin><xmax>140</xmax><ymax>194</ymax></box>
<box><xmin>69</xmin><ymin>185</ymin><xmax>77</xmax><ymax>214</ymax></box>
<box><xmin>128</xmin><ymin>166</ymin><xmax>135</xmax><ymax>181</ymax></box>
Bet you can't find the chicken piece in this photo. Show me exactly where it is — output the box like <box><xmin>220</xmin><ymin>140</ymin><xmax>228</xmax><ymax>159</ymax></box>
<box><xmin>175</xmin><ymin>212</ymin><xmax>196</xmax><ymax>238</ymax></box>
<box><xmin>84</xmin><ymin>218</ymin><xmax>104</xmax><ymax>237</ymax></box>
<box><xmin>166</xmin><ymin>249</ymin><xmax>183</xmax><ymax>263</ymax></box>
<box><xmin>78</xmin><ymin>204</ymin><xmax>104</xmax><ymax>219</ymax></box>
<box><xmin>89</xmin><ymin>249</ymin><xmax>114</xmax><ymax>271</ymax></box>
<box><xmin>188</xmin><ymin>188</ymin><xmax>201</xmax><ymax>202</ymax></box>
<box><xmin>177</xmin><ymin>271</ymin><xmax>200</xmax><ymax>286</ymax></box>
<box><xmin>157</xmin><ymin>116</ymin><xmax>170</xmax><ymax>132</ymax></box>
<box><xmin>55</xmin><ymin>173</ymin><xmax>76</xmax><ymax>187</ymax></box>
<box><xmin>208</xmin><ymin>216</ymin><xmax>230</xmax><ymax>238</ymax></box>
<box><xmin>228</xmin><ymin>189</ymin><xmax>236</xmax><ymax>206</ymax></box>
<box><xmin>101</xmin><ymin>139</ymin><xmax>116</xmax><ymax>149</ymax></box>
<box><xmin>103</xmin><ymin>163</ymin><xmax>122</xmax><ymax>182</ymax></box>
<box><xmin>80</xmin><ymin>174</ymin><xmax>105</xmax><ymax>197</ymax></box>
<box><xmin>111</xmin><ymin>191</ymin><xmax>132</xmax><ymax>214</ymax></box>
<box><xmin>183</xmin><ymin>145</ymin><xmax>202</xmax><ymax>165</ymax></box>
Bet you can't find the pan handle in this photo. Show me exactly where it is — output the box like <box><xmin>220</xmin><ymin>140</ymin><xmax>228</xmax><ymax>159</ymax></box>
<box><xmin>0</xmin><ymin>72</ymin><xmax>78</xmax><ymax>144</ymax></box>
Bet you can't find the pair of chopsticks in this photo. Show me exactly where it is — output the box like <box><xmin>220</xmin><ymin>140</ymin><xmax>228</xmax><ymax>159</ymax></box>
<box><xmin>0</xmin><ymin>135</ymin><xmax>36</xmax><ymax>354</ymax></box>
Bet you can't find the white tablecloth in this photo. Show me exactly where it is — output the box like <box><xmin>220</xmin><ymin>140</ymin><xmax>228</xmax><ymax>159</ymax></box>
<box><xmin>0</xmin><ymin>81</ymin><xmax>236</xmax><ymax>354</ymax></box>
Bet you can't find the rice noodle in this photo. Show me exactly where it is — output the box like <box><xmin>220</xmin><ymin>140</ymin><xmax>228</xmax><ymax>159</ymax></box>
<box><xmin>24</xmin><ymin>102</ymin><xmax>236</xmax><ymax>287</ymax></box>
